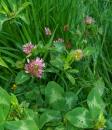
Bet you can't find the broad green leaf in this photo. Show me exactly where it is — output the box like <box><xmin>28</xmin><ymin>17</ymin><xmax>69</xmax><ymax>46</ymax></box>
<box><xmin>0</xmin><ymin>87</ymin><xmax>10</xmax><ymax>106</ymax></box>
<box><xmin>0</xmin><ymin>57</ymin><xmax>9</xmax><ymax>68</ymax></box>
<box><xmin>45</xmin><ymin>81</ymin><xmax>64</xmax><ymax>104</ymax></box>
<box><xmin>24</xmin><ymin>109</ymin><xmax>39</xmax><ymax>120</ymax></box>
<box><xmin>0</xmin><ymin>123</ymin><xmax>4</xmax><ymax>130</ymax></box>
<box><xmin>15</xmin><ymin>71</ymin><xmax>30</xmax><ymax>85</ymax></box>
<box><xmin>54</xmin><ymin>43</ymin><xmax>65</xmax><ymax>53</ymax></box>
<box><xmin>55</xmin><ymin>126</ymin><xmax>65</xmax><ymax>130</ymax></box>
<box><xmin>65</xmin><ymin>92</ymin><xmax>78</xmax><ymax>110</ymax></box>
<box><xmin>45</xmin><ymin>81</ymin><xmax>65</xmax><ymax>110</ymax></box>
<box><xmin>5</xmin><ymin>120</ymin><xmax>39</xmax><ymax>130</ymax></box>
<box><xmin>25</xmin><ymin>87</ymin><xmax>44</xmax><ymax>106</ymax></box>
<box><xmin>87</xmin><ymin>87</ymin><xmax>105</xmax><ymax>119</ymax></box>
<box><xmin>65</xmin><ymin>107</ymin><xmax>93</xmax><ymax>128</ymax></box>
<box><xmin>50</xmin><ymin>56</ymin><xmax>64</xmax><ymax>69</ymax></box>
<box><xmin>65</xmin><ymin>122</ymin><xmax>80</xmax><ymax>130</ymax></box>
<box><xmin>55</xmin><ymin>123</ymin><xmax>77</xmax><ymax>130</ymax></box>
<box><xmin>25</xmin><ymin>86</ymin><xmax>40</xmax><ymax>100</ymax></box>
<box><xmin>0</xmin><ymin>106</ymin><xmax>8</xmax><ymax>123</ymax></box>
<box><xmin>51</xmin><ymin>99</ymin><xmax>66</xmax><ymax>110</ymax></box>
<box><xmin>65</xmin><ymin>72</ymin><xmax>75</xmax><ymax>85</ymax></box>
<box><xmin>0</xmin><ymin>87</ymin><xmax>10</xmax><ymax>123</ymax></box>
<box><xmin>106</xmin><ymin>118</ymin><xmax>112</xmax><ymax>129</ymax></box>
<box><xmin>94</xmin><ymin>78</ymin><xmax>105</xmax><ymax>96</ymax></box>
<box><xmin>39</xmin><ymin>110</ymin><xmax>61</xmax><ymax>129</ymax></box>
<box><xmin>24</xmin><ymin>109</ymin><xmax>39</xmax><ymax>127</ymax></box>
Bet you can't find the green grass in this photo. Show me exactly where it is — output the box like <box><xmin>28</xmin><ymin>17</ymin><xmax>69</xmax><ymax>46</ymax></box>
<box><xmin>0</xmin><ymin>0</ymin><xmax>112</xmax><ymax>129</ymax></box>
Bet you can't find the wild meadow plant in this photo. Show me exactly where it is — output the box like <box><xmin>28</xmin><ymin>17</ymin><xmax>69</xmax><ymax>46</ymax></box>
<box><xmin>0</xmin><ymin>0</ymin><xmax>112</xmax><ymax>130</ymax></box>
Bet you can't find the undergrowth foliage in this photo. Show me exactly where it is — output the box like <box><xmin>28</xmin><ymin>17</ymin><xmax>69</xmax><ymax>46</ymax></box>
<box><xmin>0</xmin><ymin>0</ymin><xmax>112</xmax><ymax>130</ymax></box>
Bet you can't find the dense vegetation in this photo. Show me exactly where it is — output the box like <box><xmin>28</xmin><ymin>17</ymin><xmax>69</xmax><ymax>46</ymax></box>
<box><xmin>0</xmin><ymin>0</ymin><xmax>112</xmax><ymax>129</ymax></box>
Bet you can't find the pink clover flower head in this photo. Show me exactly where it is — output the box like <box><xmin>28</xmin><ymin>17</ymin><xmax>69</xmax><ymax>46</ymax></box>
<box><xmin>84</xmin><ymin>16</ymin><xmax>95</xmax><ymax>25</ymax></box>
<box><xmin>25</xmin><ymin>57</ymin><xmax>45</xmax><ymax>78</ymax></box>
<box><xmin>44</xmin><ymin>27</ymin><xmax>52</xmax><ymax>36</ymax></box>
<box><xmin>23</xmin><ymin>42</ymin><xmax>35</xmax><ymax>55</ymax></box>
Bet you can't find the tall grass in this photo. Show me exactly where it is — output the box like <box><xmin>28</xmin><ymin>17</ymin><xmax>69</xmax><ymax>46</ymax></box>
<box><xmin>0</xmin><ymin>0</ymin><xmax>112</xmax><ymax>122</ymax></box>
